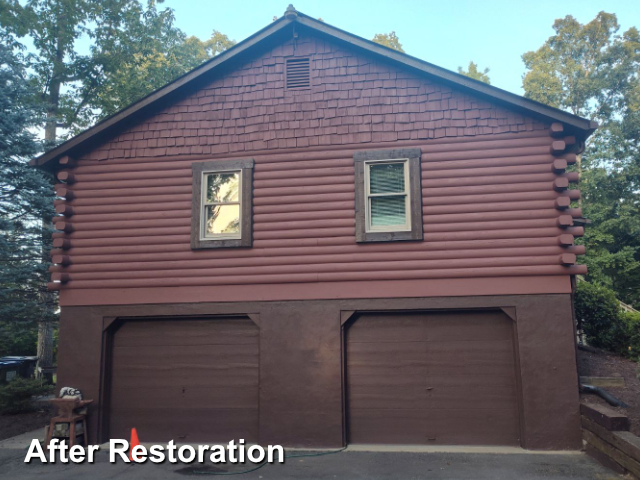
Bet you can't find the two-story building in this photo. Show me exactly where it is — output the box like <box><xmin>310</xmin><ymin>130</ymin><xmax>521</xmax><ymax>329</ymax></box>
<box><xmin>33</xmin><ymin>7</ymin><xmax>596</xmax><ymax>450</ymax></box>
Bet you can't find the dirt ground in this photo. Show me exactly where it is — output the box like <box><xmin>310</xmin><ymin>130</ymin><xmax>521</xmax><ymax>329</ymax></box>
<box><xmin>0</xmin><ymin>405</ymin><xmax>51</xmax><ymax>441</ymax></box>
<box><xmin>577</xmin><ymin>346</ymin><xmax>640</xmax><ymax>437</ymax></box>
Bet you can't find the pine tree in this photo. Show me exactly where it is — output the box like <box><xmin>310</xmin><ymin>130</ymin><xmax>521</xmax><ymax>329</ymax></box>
<box><xmin>0</xmin><ymin>31</ymin><xmax>56</xmax><ymax>359</ymax></box>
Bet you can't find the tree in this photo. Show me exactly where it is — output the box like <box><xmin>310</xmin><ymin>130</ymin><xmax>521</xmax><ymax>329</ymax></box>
<box><xmin>0</xmin><ymin>31</ymin><xmax>56</xmax><ymax>358</ymax></box>
<box><xmin>97</xmin><ymin>30</ymin><xmax>234</xmax><ymax>118</ymax></box>
<box><xmin>522</xmin><ymin>12</ymin><xmax>640</xmax><ymax>306</ymax></box>
<box><xmin>457</xmin><ymin>61</ymin><xmax>490</xmax><ymax>84</ymax></box>
<box><xmin>0</xmin><ymin>0</ymin><xmax>235</xmax><ymax>141</ymax></box>
<box><xmin>372</xmin><ymin>31</ymin><xmax>404</xmax><ymax>52</ymax></box>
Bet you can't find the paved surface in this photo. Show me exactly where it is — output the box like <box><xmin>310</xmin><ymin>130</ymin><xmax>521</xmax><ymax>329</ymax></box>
<box><xmin>0</xmin><ymin>439</ymin><xmax>622</xmax><ymax>480</ymax></box>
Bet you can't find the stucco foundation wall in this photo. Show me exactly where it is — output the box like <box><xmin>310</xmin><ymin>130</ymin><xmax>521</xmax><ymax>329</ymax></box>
<box><xmin>57</xmin><ymin>293</ymin><xmax>581</xmax><ymax>450</ymax></box>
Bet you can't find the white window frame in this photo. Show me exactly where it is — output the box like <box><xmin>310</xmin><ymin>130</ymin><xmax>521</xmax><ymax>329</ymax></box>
<box><xmin>200</xmin><ymin>169</ymin><xmax>242</xmax><ymax>241</ymax></box>
<box><xmin>364</xmin><ymin>159</ymin><xmax>411</xmax><ymax>233</ymax></box>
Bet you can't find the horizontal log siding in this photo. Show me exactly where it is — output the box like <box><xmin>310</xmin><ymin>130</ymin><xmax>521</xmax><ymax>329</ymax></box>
<box><xmin>51</xmin><ymin>129</ymin><xmax>584</xmax><ymax>290</ymax></box>
<box><xmin>48</xmin><ymin>33</ymin><xmax>584</xmax><ymax>296</ymax></box>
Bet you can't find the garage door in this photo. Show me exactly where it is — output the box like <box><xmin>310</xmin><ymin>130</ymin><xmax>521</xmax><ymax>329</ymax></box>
<box><xmin>109</xmin><ymin>317</ymin><xmax>259</xmax><ymax>443</ymax></box>
<box><xmin>346</xmin><ymin>310</ymin><xmax>520</xmax><ymax>446</ymax></box>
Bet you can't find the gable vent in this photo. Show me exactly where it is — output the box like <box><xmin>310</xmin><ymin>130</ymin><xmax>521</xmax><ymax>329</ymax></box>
<box><xmin>285</xmin><ymin>57</ymin><xmax>311</xmax><ymax>90</ymax></box>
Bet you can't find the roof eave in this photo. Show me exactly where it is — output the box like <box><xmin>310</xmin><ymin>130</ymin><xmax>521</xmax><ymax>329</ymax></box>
<box><xmin>32</xmin><ymin>9</ymin><xmax>596</xmax><ymax>171</ymax></box>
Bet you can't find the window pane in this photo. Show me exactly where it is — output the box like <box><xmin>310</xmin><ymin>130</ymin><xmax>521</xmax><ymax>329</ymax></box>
<box><xmin>370</xmin><ymin>196</ymin><xmax>407</xmax><ymax>227</ymax></box>
<box><xmin>369</xmin><ymin>163</ymin><xmax>405</xmax><ymax>194</ymax></box>
<box><xmin>205</xmin><ymin>172</ymin><xmax>240</xmax><ymax>203</ymax></box>
<box><xmin>205</xmin><ymin>204</ymin><xmax>240</xmax><ymax>236</ymax></box>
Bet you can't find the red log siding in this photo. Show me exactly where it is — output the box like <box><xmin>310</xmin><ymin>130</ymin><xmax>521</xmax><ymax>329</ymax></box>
<box><xmin>50</xmin><ymin>33</ymin><xmax>583</xmax><ymax>305</ymax></box>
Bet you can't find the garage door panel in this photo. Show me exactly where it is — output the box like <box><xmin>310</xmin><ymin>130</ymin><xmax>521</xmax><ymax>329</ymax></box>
<box><xmin>428</xmin><ymin>374</ymin><xmax>517</xmax><ymax>388</ymax></box>
<box><xmin>347</xmin><ymin>315</ymin><xmax>429</xmax><ymax>342</ymax></box>
<box><xmin>109</xmin><ymin>317</ymin><xmax>259</xmax><ymax>443</ymax></box>
<box><xmin>115</xmin><ymin>319</ymin><xmax>258</xmax><ymax>347</ymax></box>
<box><xmin>113</xmin><ymin>344</ymin><xmax>258</xmax><ymax>364</ymax></box>
<box><xmin>346</xmin><ymin>366</ymin><xmax>428</xmax><ymax>387</ymax></box>
<box><xmin>426</xmin><ymin>385</ymin><xmax>518</xmax><ymax>410</ymax></box>
<box><xmin>349</xmin><ymin>386</ymin><xmax>428</xmax><ymax>409</ymax></box>
<box><xmin>109</xmin><ymin>407</ymin><xmax>259</xmax><ymax>443</ymax></box>
<box><xmin>426</xmin><ymin>408</ymin><xmax>520</xmax><ymax>445</ymax></box>
<box><xmin>421</xmin><ymin>312</ymin><xmax>513</xmax><ymax>341</ymax></box>
<box><xmin>349</xmin><ymin>409</ymin><xmax>429</xmax><ymax>444</ymax></box>
<box><xmin>346</xmin><ymin>310</ymin><xmax>520</xmax><ymax>446</ymax></box>
<box><xmin>110</xmin><ymin>385</ymin><xmax>258</xmax><ymax>410</ymax></box>
<box><xmin>112</xmin><ymin>368</ymin><xmax>259</xmax><ymax>388</ymax></box>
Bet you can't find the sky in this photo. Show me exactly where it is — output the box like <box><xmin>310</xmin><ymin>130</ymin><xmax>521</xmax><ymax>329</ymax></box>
<box><xmin>162</xmin><ymin>0</ymin><xmax>639</xmax><ymax>95</ymax></box>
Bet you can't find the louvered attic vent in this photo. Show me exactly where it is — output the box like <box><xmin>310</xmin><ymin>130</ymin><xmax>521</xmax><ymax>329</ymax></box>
<box><xmin>285</xmin><ymin>57</ymin><xmax>311</xmax><ymax>90</ymax></box>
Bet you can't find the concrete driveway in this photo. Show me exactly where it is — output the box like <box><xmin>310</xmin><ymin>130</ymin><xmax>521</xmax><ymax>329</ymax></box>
<box><xmin>0</xmin><ymin>441</ymin><xmax>622</xmax><ymax>480</ymax></box>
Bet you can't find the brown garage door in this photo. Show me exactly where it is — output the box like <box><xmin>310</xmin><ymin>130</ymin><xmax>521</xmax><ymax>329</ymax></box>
<box><xmin>346</xmin><ymin>310</ymin><xmax>520</xmax><ymax>446</ymax></box>
<box><xmin>109</xmin><ymin>317</ymin><xmax>259</xmax><ymax>443</ymax></box>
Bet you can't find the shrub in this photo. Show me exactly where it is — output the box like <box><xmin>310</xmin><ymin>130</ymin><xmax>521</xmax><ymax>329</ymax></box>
<box><xmin>0</xmin><ymin>378</ymin><xmax>53</xmax><ymax>415</ymax></box>
<box><xmin>575</xmin><ymin>281</ymin><xmax>628</xmax><ymax>353</ymax></box>
<box><xmin>622</xmin><ymin>311</ymin><xmax>640</xmax><ymax>361</ymax></box>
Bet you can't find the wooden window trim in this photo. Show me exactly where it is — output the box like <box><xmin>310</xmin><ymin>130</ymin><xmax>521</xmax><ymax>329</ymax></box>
<box><xmin>191</xmin><ymin>158</ymin><xmax>254</xmax><ymax>249</ymax></box>
<box><xmin>354</xmin><ymin>148</ymin><xmax>423</xmax><ymax>243</ymax></box>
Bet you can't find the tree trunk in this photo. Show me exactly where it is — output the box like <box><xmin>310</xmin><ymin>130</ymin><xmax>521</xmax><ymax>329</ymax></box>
<box><xmin>37</xmin><ymin>23</ymin><xmax>64</xmax><ymax>382</ymax></box>
<box><xmin>36</xmin><ymin>321</ymin><xmax>54</xmax><ymax>383</ymax></box>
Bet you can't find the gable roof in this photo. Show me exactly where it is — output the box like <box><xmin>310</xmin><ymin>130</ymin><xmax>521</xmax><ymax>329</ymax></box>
<box><xmin>32</xmin><ymin>5</ymin><xmax>597</xmax><ymax>170</ymax></box>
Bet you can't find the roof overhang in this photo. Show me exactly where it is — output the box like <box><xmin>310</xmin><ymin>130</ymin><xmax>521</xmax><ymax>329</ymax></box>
<box><xmin>32</xmin><ymin>7</ymin><xmax>597</xmax><ymax>171</ymax></box>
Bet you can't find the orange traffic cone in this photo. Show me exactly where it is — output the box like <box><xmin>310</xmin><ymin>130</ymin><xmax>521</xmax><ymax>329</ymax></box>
<box><xmin>129</xmin><ymin>428</ymin><xmax>140</xmax><ymax>461</ymax></box>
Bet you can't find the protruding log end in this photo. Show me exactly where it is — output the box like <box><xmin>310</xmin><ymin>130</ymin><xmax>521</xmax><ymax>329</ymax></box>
<box><xmin>56</xmin><ymin>187</ymin><xmax>75</xmax><ymax>200</ymax></box>
<box><xmin>57</xmin><ymin>171</ymin><xmax>75</xmax><ymax>184</ymax></box>
<box><xmin>58</xmin><ymin>156</ymin><xmax>76</xmax><ymax>168</ymax></box>
<box><xmin>55</xmin><ymin>204</ymin><xmax>75</xmax><ymax>217</ymax></box>
<box><xmin>47</xmin><ymin>282</ymin><xmax>62</xmax><ymax>291</ymax></box>
<box><xmin>55</xmin><ymin>221</ymin><xmax>74</xmax><ymax>233</ymax></box>
<box><xmin>563</xmin><ymin>136</ymin><xmax>577</xmax><ymax>146</ymax></box>
<box><xmin>554</xmin><ymin>178</ymin><xmax>569</xmax><ymax>191</ymax></box>
<box><xmin>557</xmin><ymin>215</ymin><xmax>574</xmax><ymax>228</ymax></box>
<box><xmin>555</xmin><ymin>197</ymin><xmax>571</xmax><ymax>210</ymax></box>
<box><xmin>52</xmin><ymin>255</ymin><xmax>71</xmax><ymax>266</ymax></box>
<box><xmin>567</xmin><ymin>189</ymin><xmax>581</xmax><ymax>200</ymax></box>
<box><xmin>51</xmin><ymin>273</ymin><xmax>70</xmax><ymax>283</ymax></box>
<box><xmin>558</xmin><ymin>234</ymin><xmax>575</xmax><ymax>246</ymax></box>
<box><xmin>566</xmin><ymin>172</ymin><xmax>580</xmax><ymax>183</ymax></box>
<box><xmin>552</xmin><ymin>159</ymin><xmax>567</xmax><ymax>173</ymax></box>
<box><xmin>550</xmin><ymin>140</ymin><xmax>566</xmax><ymax>155</ymax></box>
<box><xmin>571</xmin><ymin>226</ymin><xmax>585</xmax><ymax>237</ymax></box>
<box><xmin>550</xmin><ymin>123</ymin><xmax>564</xmax><ymax>137</ymax></box>
<box><xmin>52</xmin><ymin>238</ymin><xmax>71</xmax><ymax>250</ymax></box>
<box><xmin>560</xmin><ymin>253</ymin><xmax>577</xmax><ymax>266</ymax></box>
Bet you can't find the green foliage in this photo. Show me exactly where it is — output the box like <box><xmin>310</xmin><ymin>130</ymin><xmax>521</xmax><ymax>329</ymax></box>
<box><xmin>575</xmin><ymin>281</ymin><xmax>628</xmax><ymax>353</ymax></box>
<box><xmin>372</xmin><ymin>31</ymin><xmax>404</xmax><ymax>52</ymax></box>
<box><xmin>522</xmin><ymin>12</ymin><xmax>640</xmax><ymax>307</ymax></box>
<box><xmin>0</xmin><ymin>378</ymin><xmax>53</xmax><ymax>414</ymax></box>
<box><xmin>0</xmin><ymin>0</ymin><xmax>235</xmax><ymax>140</ymax></box>
<box><xmin>0</xmin><ymin>30</ymin><xmax>56</xmax><ymax>356</ymax></box>
<box><xmin>622</xmin><ymin>311</ymin><xmax>640</xmax><ymax>361</ymax></box>
<box><xmin>457</xmin><ymin>61</ymin><xmax>491</xmax><ymax>84</ymax></box>
<box><xmin>0</xmin><ymin>320</ymin><xmax>38</xmax><ymax>357</ymax></box>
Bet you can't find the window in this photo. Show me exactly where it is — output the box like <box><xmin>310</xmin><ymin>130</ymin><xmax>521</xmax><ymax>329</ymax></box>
<box><xmin>366</xmin><ymin>161</ymin><xmax>410</xmax><ymax>232</ymax></box>
<box><xmin>191</xmin><ymin>158</ymin><xmax>254</xmax><ymax>249</ymax></box>
<box><xmin>354</xmin><ymin>148</ymin><xmax>423</xmax><ymax>242</ymax></box>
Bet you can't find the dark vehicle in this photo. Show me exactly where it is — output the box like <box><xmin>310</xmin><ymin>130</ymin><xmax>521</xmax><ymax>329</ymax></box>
<box><xmin>0</xmin><ymin>356</ymin><xmax>38</xmax><ymax>383</ymax></box>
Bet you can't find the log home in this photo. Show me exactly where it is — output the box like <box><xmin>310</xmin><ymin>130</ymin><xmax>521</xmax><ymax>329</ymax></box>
<box><xmin>33</xmin><ymin>6</ymin><xmax>596</xmax><ymax>449</ymax></box>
